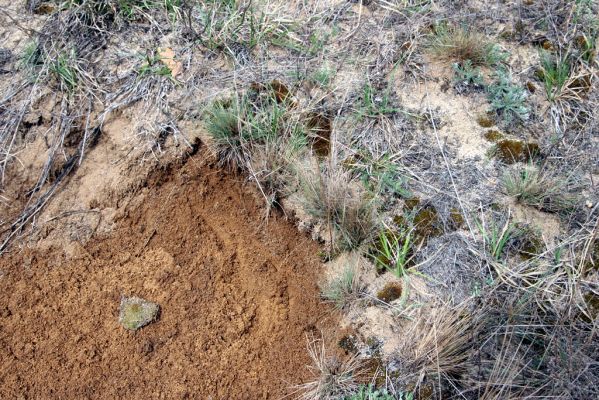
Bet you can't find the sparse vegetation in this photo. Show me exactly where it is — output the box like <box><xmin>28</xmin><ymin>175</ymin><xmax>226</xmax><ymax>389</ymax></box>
<box><xmin>195</xmin><ymin>0</ymin><xmax>294</xmax><ymax>59</ymax></box>
<box><xmin>452</xmin><ymin>60</ymin><xmax>484</xmax><ymax>93</ymax></box>
<box><xmin>358</xmin><ymin>82</ymin><xmax>398</xmax><ymax>118</ymax></box>
<box><xmin>344</xmin><ymin>385</ymin><xmax>401</xmax><ymax>400</ymax></box>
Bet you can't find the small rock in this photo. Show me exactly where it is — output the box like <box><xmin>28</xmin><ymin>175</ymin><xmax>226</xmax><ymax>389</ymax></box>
<box><xmin>119</xmin><ymin>296</ymin><xmax>160</xmax><ymax>331</ymax></box>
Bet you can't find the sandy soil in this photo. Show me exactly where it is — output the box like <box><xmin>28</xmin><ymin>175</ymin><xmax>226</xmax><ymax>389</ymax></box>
<box><xmin>0</xmin><ymin>152</ymin><xmax>335</xmax><ymax>399</ymax></box>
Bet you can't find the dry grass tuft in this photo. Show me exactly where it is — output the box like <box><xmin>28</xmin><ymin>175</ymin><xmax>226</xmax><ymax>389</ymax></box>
<box><xmin>295</xmin><ymin>334</ymin><xmax>363</xmax><ymax>400</ymax></box>
<box><xmin>296</xmin><ymin>165</ymin><xmax>380</xmax><ymax>251</ymax></box>
<box><xmin>393</xmin><ymin>302</ymin><xmax>478</xmax><ymax>394</ymax></box>
<box><xmin>427</xmin><ymin>25</ymin><xmax>505</xmax><ymax>67</ymax></box>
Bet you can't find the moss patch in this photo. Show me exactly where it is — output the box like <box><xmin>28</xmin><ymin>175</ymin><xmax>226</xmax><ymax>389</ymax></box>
<box><xmin>404</xmin><ymin>196</ymin><xmax>421</xmax><ymax>210</ymax></box>
<box><xmin>376</xmin><ymin>281</ymin><xmax>403</xmax><ymax>302</ymax></box>
<box><xmin>414</xmin><ymin>205</ymin><xmax>444</xmax><ymax>240</ymax></box>
<box><xmin>484</xmin><ymin>129</ymin><xmax>504</xmax><ymax>142</ymax></box>
<box><xmin>476</xmin><ymin>113</ymin><xmax>495</xmax><ymax>128</ymax></box>
<box><xmin>494</xmin><ymin>139</ymin><xmax>540</xmax><ymax>164</ymax></box>
<box><xmin>513</xmin><ymin>224</ymin><xmax>544</xmax><ymax>259</ymax></box>
<box><xmin>307</xmin><ymin>112</ymin><xmax>331</xmax><ymax>157</ymax></box>
<box><xmin>338</xmin><ymin>334</ymin><xmax>358</xmax><ymax>354</ymax></box>
<box><xmin>449</xmin><ymin>207</ymin><xmax>465</xmax><ymax>230</ymax></box>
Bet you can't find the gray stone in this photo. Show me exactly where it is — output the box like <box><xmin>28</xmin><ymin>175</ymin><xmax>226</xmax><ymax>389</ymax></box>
<box><xmin>118</xmin><ymin>296</ymin><xmax>160</xmax><ymax>331</ymax></box>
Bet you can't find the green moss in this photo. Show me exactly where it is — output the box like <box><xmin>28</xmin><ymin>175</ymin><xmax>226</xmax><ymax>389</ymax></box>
<box><xmin>514</xmin><ymin>224</ymin><xmax>544</xmax><ymax>259</ymax></box>
<box><xmin>494</xmin><ymin>139</ymin><xmax>540</xmax><ymax>164</ymax></box>
<box><xmin>376</xmin><ymin>281</ymin><xmax>403</xmax><ymax>302</ymax></box>
<box><xmin>404</xmin><ymin>197</ymin><xmax>421</xmax><ymax>210</ymax></box>
<box><xmin>414</xmin><ymin>205</ymin><xmax>444</xmax><ymax>240</ymax></box>
<box><xmin>484</xmin><ymin>129</ymin><xmax>504</xmax><ymax>142</ymax></box>
<box><xmin>476</xmin><ymin>113</ymin><xmax>495</xmax><ymax>128</ymax></box>
<box><xmin>393</xmin><ymin>214</ymin><xmax>408</xmax><ymax>227</ymax></box>
<box><xmin>449</xmin><ymin>207</ymin><xmax>465</xmax><ymax>230</ymax></box>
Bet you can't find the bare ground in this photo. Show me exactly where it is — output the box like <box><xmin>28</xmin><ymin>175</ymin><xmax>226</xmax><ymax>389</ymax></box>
<box><xmin>0</xmin><ymin>150</ymin><xmax>336</xmax><ymax>399</ymax></box>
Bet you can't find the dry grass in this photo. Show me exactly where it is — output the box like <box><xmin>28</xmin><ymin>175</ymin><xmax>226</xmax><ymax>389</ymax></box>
<box><xmin>296</xmin><ymin>165</ymin><xmax>380</xmax><ymax>252</ymax></box>
<box><xmin>427</xmin><ymin>25</ymin><xmax>505</xmax><ymax>67</ymax></box>
<box><xmin>392</xmin><ymin>302</ymin><xmax>478</xmax><ymax>394</ymax></box>
<box><xmin>1</xmin><ymin>0</ymin><xmax>597</xmax><ymax>397</ymax></box>
<box><xmin>294</xmin><ymin>334</ymin><xmax>363</xmax><ymax>400</ymax></box>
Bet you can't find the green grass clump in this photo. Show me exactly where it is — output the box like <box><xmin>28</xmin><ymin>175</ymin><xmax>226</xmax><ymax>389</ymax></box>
<box><xmin>539</xmin><ymin>51</ymin><xmax>571</xmax><ymax>101</ymax></box>
<box><xmin>204</xmin><ymin>84</ymin><xmax>307</xmax><ymax>208</ymax></box>
<box><xmin>487</xmin><ymin>69</ymin><xmax>529</xmax><ymax>124</ymax></box>
<box><xmin>371</xmin><ymin>228</ymin><xmax>414</xmax><ymax>278</ymax></box>
<box><xmin>476</xmin><ymin>217</ymin><xmax>518</xmax><ymax>261</ymax></box>
<box><xmin>204</xmin><ymin>86</ymin><xmax>301</xmax><ymax>167</ymax></box>
<box><xmin>20</xmin><ymin>43</ymin><xmax>80</xmax><ymax>91</ymax></box>
<box><xmin>50</xmin><ymin>51</ymin><xmax>79</xmax><ymax>91</ymax></box>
